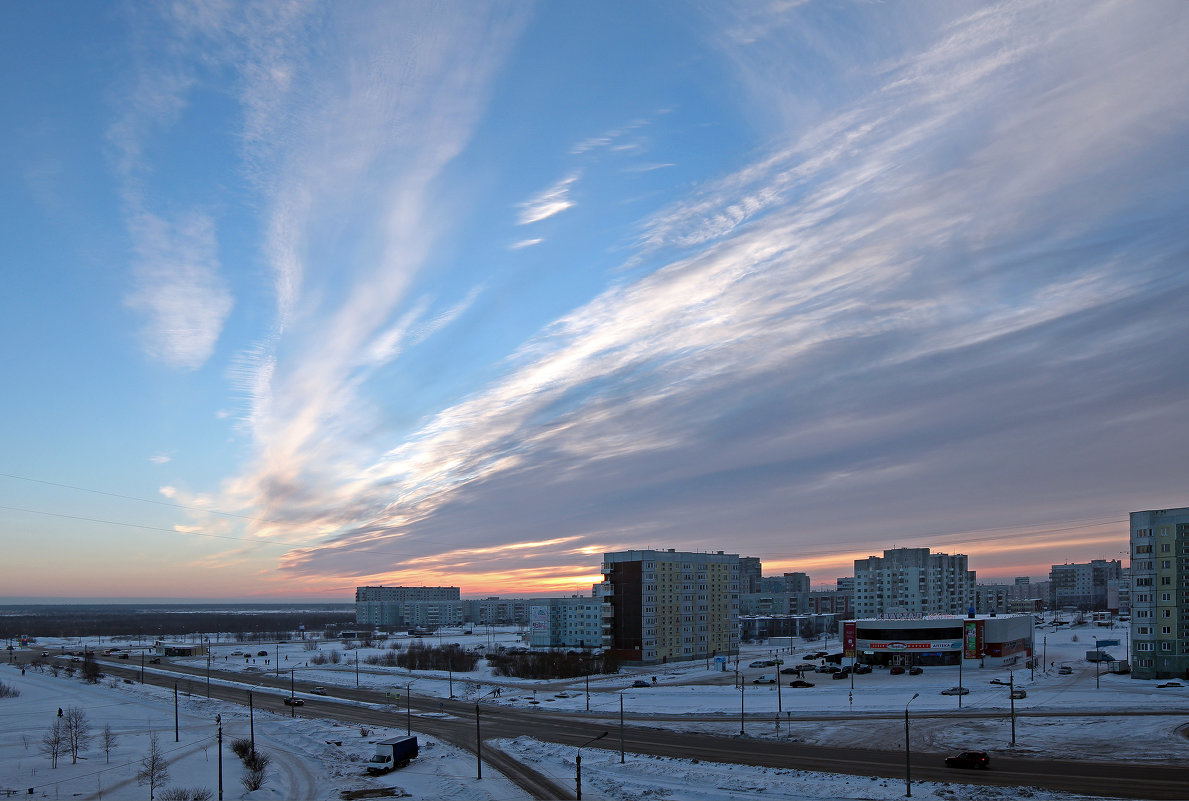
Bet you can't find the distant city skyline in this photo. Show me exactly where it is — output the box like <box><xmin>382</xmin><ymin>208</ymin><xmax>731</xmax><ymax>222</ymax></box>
<box><xmin>2</xmin><ymin>1</ymin><xmax>1186</xmax><ymax>600</ymax></box>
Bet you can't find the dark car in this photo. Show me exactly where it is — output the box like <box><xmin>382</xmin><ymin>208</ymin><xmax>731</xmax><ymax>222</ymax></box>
<box><xmin>1058</xmin><ymin>666</ymin><xmax>1072</xmax><ymax>675</ymax></box>
<box><xmin>853</xmin><ymin>664</ymin><xmax>872</xmax><ymax>674</ymax></box>
<box><xmin>945</xmin><ymin>751</ymin><xmax>990</xmax><ymax>770</ymax></box>
<box><xmin>794</xmin><ymin>663</ymin><xmax>816</xmax><ymax>672</ymax></box>
<box><xmin>283</xmin><ymin>697</ymin><xmax>304</xmax><ymax>706</ymax></box>
<box><xmin>1157</xmin><ymin>681</ymin><xmax>1183</xmax><ymax>688</ymax></box>
<box><xmin>831</xmin><ymin>670</ymin><xmax>849</xmax><ymax>680</ymax></box>
<box><xmin>990</xmin><ymin>678</ymin><xmax>1009</xmax><ymax>685</ymax></box>
<box><xmin>889</xmin><ymin>666</ymin><xmax>906</xmax><ymax>675</ymax></box>
<box><xmin>118</xmin><ymin>653</ymin><xmax>130</xmax><ymax>659</ymax></box>
<box><xmin>149</xmin><ymin>658</ymin><xmax>161</xmax><ymax>664</ymax></box>
<box><xmin>908</xmin><ymin>666</ymin><xmax>923</xmax><ymax>675</ymax></box>
<box><xmin>780</xmin><ymin>667</ymin><xmax>800</xmax><ymax>675</ymax></box>
<box><xmin>257</xmin><ymin>650</ymin><xmax>269</xmax><ymax>657</ymax></box>
<box><xmin>1010</xmin><ymin>689</ymin><xmax>1027</xmax><ymax>699</ymax></box>
<box><xmin>787</xmin><ymin>680</ymin><xmax>815</xmax><ymax>688</ymax></box>
<box><xmin>631</xmin><ymin>680</ymin><xmax>649</xmax><ymax>688</ymax></box>
<box><xmin>815</xmin><ymin>665</ymin><xmax>840</xmax><ymax>674</ymax></box>
<box><xmin>940</xmin><ymin>686</ymin><xmax>970</xmax><ymax>696</ymax></box>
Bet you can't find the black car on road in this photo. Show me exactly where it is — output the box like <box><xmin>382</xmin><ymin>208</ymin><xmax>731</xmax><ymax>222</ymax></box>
<box><xmin>945</xmin><ymin>751</ymin><xmax>990</xmax><ymax>769</ymax></box>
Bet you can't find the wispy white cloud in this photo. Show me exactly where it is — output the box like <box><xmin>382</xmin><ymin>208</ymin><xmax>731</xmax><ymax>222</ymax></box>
<box><xmin>149</xmin><ymin>454</ymin><xmax>172</xmax><ymax>465</ymax></box>
<box><xmin>267</xmin><ymin>0</ymin><xmax>1189</xmax><ymax>584</ymax></box>
<box><xmin>511</xmin><ymin>238</ymin><xmax>543</xmax><ymax>249</ymax></box>
<box><xmin>517</xmin><ymin>173</ymin><xmax>580</xmax><ymax>225</ymax></box>
<box><xmin>124</xmin><ymin>211</ymin><xmax>233</xmax><ymax>370</ymax></box>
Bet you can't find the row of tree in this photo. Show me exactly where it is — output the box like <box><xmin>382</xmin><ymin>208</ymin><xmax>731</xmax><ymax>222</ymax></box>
<box><xmin>488</xmin><ymin>648</ymin><xmax>619</xmax><ymax>679</ymax></box>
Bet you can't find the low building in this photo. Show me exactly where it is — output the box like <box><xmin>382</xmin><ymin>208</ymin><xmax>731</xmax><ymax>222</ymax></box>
<box><xmin>740</xmin><ymin>614</ymin><xmax>839</xmax><ymax>642</ymax></box>
<box><xmin>843</xmin><ymin>614</ymin><xmax>1033</xmax><ymax>668</ymax></box>
<box><xmin>154</xmin><ymin>641</ymin><xmax>207</xmax><ymax>657</ymax></box>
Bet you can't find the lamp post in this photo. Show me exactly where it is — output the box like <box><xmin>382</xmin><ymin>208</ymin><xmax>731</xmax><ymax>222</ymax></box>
<box><xmin>290</xmin><ymin>670</ymin><xmax>297</xmax><ymax>718</ymax></box>
<box><xmin>739</xmin><ymin>673</ymin><xmax>746</xmax><ymax>736</ymax></box>
<box><xmin>205</xmin><ymin>637</ymin><xmax>211</xmax><ymax>698</ymax></box>
<box><xmin>619</xmin><ymin>694</ymin><xmax>625</xmax><ymax>764</ymax></box>
<box><xmin>215</xmin><ymin>714</ymin><xmax>223</xmax><ymax>801</ymax></box>
<box><xmin>1093</xmin><ymin>636</ymin><xmax>1101</xmax><ymax>690</ymax></box>
<box><xmin>474</xmin><ymin>703</ymin><xmax>482</xmax><ymax>780</ymax></box>
<box><xmin>248</xmin><ymin>690</ymin><xmax>255</xmax><ymax>754</ymax></box>
<box><xmin>174</xmin><ymin>683</ymin><xmax>179</xmax><ymax>743</ymax></box>
<box><xmin>405</xmin><ymin>680</ymin><xmax>415</xmax><ymax>736</ymax></box>
<box><xmin>1009</xmin><ymin>671</ymin><xmax>1016</xmax><ymax>745</ymax></box>
<box><xmin>904</xmin><ymin>692</ymin><xmax>919</xmax><ymax>797</ymax></box>
<box><xmin>575</xmin><ymin>731</ymin><xmax>608</xmax><ymax>800</ymax></box>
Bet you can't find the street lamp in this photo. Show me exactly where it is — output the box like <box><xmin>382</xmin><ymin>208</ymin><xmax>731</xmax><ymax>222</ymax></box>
<box><xmin>215</xmin><ymin>714</ymin><xmax>223</xmax><ymax>801</ymax></box>
<box><xmin>575</xmin><ymin>731</ymin><xmax>608</xmax><ymax>800</ymax></box>
<box><xmin>904</xmin><ymin>692</ymin><xmax>919</xmax><ymax>798</ymax></box>
<box><xmin>1093</xmin><ymin>636</ymin><xmax>1101</xmax><ymax>690</ymax></box>
<box><xmin>405</xmin><ymin>680</ymin><xmax>415</xmax><ymax>736</ymax></box>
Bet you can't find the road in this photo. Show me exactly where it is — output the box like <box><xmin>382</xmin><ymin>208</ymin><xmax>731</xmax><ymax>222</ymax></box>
<box><xmin>33</xmin><ymin>652</ymin><xmax>1189</xmax><ymax>800</ymax></box>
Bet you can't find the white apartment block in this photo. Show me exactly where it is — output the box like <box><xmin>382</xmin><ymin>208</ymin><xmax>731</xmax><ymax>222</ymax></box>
<box><xmin>1130</xmin><ymin>508</ymin><xmax>1189</xmax><ymax>680</ymax></box>
<box><xmin>528</xmin><ymin>596</ymin><xmax>603</xmax><ymax>649</ymax></box>
<box><xmin>853</xmin><ymin>548</ymin><xmax>975</xmax><ymax>617</ymax></box>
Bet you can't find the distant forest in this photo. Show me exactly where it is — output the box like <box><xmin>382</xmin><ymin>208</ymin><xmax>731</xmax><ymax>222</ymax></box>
<box><xmin>0</xmin><ymin>604</ymin><xmax>355</xmax><ymax>640</ymax></box>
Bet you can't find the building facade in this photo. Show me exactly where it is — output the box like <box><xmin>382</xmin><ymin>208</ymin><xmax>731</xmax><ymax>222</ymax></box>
<box><xmin>738</xmin><ymin>557</ymin><xmax>763</xmax><ymax>594</ymax></box>
<box><xmin>1130</xmin><ymin>508</ymin><xmax>1189</xmax><ymax>680</ymax></box>
<box><xmin>602</xmin><ymin>549</ymin><xmax>739</xmax><ymax>664</ymax></box>
<box><xmin>1048</xmin><ymin>560</ymin><xmax>1122</xmax><ymax>611</ymax></box>
<box><xmin>853</xmin><ymin>548</ymin><xmax>975</xmax><ymax>618</ymax></box>
<box><xmin>528</xmin><ymin>596</ymin><xmax>603</xmax><ymax>649</ymax></box>
<box><xmin>355</xmin><ymin>586</ymin><xmax>461</xmax><ymax>628</ymax></box>
<box><xmin>844</xmin><ymin>614</ymin><xmax>1032</xmax><ymax>668</ymax></box>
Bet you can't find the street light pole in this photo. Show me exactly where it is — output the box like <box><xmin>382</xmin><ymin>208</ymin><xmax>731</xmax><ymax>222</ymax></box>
<box><xmin>905</xmin><ymin>692</ymin><xmax>920</xmax><ymax>798</ymax></box>
<box><xmin>406</xmin><ymin>681</ymin><xmax>414</xmax><ymax>736</ymax></box>
<box><xmin>216</xmin><ymin>714</ymin><xmax>223</xmax><ymax>801</ymax></box>
<box><xmin>174</xmin><ymin>683</ymin><xmax>179</xmax><ymax>743</ymax></box>
<box><xmin>248</xmin><ymin>691</ymin><xmax>255</xmax><ymax>754</ymax></box>
<box><xmin>619</xmin><ymin>694</ymin><xmax>625</xmax><ymax>764</ymax></box>
<box><xmin>958</xmin><ymin>654</ymin><xmax>963</xmax><ymax>709</ymax></box>
<box><xmin>290</xmin><ymin>670</ymin><xmax>296</xmax><ymax>718</ymax></box>
<box><xmin>575</xmin><ymin>731</ymin><xmax>608</xmax><ymax>801</ymax></box>
<box><xmin>1009</xmin><ymin>671</ymin><xmax>1016</xmax><ymax>746</ymax></box>
<box><xmin>739</xmin><ymin>676</ymin><xmax>745</xmax><ymax>736</ymax></box>
<box><xmin>206</xmin><ymin>638</ymin><xmax>211</xmax><ymax>699</ymax></box>
<box><xmin>1094</xmin><ymin>636</ymin><xmax>1101</xmax><ymax>690</ymax></box>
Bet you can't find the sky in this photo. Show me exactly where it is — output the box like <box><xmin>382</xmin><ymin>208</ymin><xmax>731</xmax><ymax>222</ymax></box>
<box><xmin>2</xmin><ymin>0</ymin><xmax>1187</xmax><ymax>601</ymax></box>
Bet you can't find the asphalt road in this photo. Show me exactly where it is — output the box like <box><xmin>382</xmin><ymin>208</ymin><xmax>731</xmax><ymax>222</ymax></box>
<box><xmin>27</xmin><ymin>652</ymin><xmax>1189</xmax><ymax>800</ymax></box>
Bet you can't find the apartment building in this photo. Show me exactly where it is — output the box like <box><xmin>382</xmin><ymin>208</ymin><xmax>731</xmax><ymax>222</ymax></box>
<box><xmin>602</xmin><ymin>549</ymin><xmax>739</xmax><ymax>664</ymax></box>
<box><xmin>528</xmin><ymin>596</ymin><xmax>603</xmax><ymax>649</ymax></box>
<box><xmin>355</xmin><ymin>586</ymin><xmax>461</xmax><ymax>628</ymax></box>
<box><xmin>1049</xmin><ymin>560</ymin><xmax>1122</xmax><ymax>611</ymax></box>
<box><xmin>853</xmin><ymin>548</ymin><xmax>975</xmax><ymax>617</ymax></box>
<box><xmin>1130</xmin><ymin>508</ymin><xmax>1189</xmax><ymax>680</ymax></box>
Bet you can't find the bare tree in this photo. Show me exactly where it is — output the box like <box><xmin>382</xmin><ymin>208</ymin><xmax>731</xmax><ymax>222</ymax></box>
<box><xmin>241</xmin><ymin>749</ymin><xmax>270</xmax><ymax>791</ymax></box>
<box><xmin>40</xmin><ymin>719</ymin><xmax>65</xmax><ymax>768</ymax></box>
<box><xmin>136</xmin><ymin>733</ymin><xmax>170</xmax><ymax>800</ymax></box>
<box><xmin>102</xmin><ymin>723</ymin><xmax>118</xmax><ymax>764</ymax></box>
<box><xmin>63</xmin><ymin>706</ymin><xmax>91</xmax><ymax>764</ymax></box>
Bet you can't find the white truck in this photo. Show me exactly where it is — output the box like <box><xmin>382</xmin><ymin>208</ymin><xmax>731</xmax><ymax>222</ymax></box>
<box><xmin>366</xmin><ymin>736</ymin><xmax>418</xmax><ymax>775</ymax></box>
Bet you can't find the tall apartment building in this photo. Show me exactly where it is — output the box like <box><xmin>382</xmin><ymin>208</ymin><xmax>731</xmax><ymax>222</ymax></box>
<box><xmin>1048</xmin><ymin>560</ymin><xmax>1122</xmax><ymax>611</ymax></box>
<box><xmin>853</xmin><ymin>548</ymin><xmax>975</xmax><ymax>617</ymax></box>
<box><xmin>738</xmin><ymin>557</ymin><xmax>763</xmax><ymax>594</ymax></box>
<box><xmin>1130</xmin><ymin>508</ymin><xmax>1189</xmax><ymax>680</ymax></box>
<box><xmin>355</xmin><ymin>586</ymin><xmax>461</xmax><ymax>628</ymax></box>
<box><xmin>602</xmin><ymin>549</ymin><xmax>739</xmax><ymax>664</ymax></box>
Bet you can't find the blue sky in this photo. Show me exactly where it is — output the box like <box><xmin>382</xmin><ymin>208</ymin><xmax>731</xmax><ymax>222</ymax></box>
<box><xmin>2</xmin><ymin>0</ymin><xmax>1187</xmax><ymax>600</ymax></box>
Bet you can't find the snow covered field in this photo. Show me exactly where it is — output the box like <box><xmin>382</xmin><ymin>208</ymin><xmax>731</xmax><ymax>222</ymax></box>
<box><xmin>4</xmin><ymin>617</ymin><xmax>1186</xmax><ymax>799</ymax></box>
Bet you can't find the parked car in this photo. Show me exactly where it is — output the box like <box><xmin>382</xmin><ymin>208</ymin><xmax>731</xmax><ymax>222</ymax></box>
<box><xmin>780</xmin><ymin>667</ymin><xmax>800</xmax><ymax>675</ymax></box>
<box><xmin>118</xmin><ymin>653</ymin><xmax>129</xmax><ymax>659</ymax></box>
<box><xmin>753</xmin><ymin>675</ymin><xmax>777</xmax><ymax>684</ymax></box>
<box><xmin>631</xmin><ymin>680</ymin><xmax>649</xmax><ymax>688</ymax></box>
<box><xmin>1058</xmin><ymin>666</ymin><xmax>1072</xmax><ymax>675</ymax></box>
<box><xmin>1010</xmin><ymin>689</ymin><xmax>1027</xmax><ymax>699</ymax></box>
<box><xmin>908</xmin><ymin>666</ymin><xmax>923</xmax><ymax>675</ymax></box>
<box><xmin>257</xmin><ymin>650</ymin><xmax>269</xmax><ymax>657</ymax></box>
<box><xmin>787</xmin><ymin>680</ymin><xmax>815</xmax><ymax>688</ymax></box>
<box><xmin>283</xmin><ymin>697</ymin><xmax>304</xmax><ymax>706</ymax></box>
<box><xmin>945</xmin><ymin>751</ymin><xmax>990</xmax><ymax>770</ymax></box>
<box><xmin>748</xmin><ymin>660</ymin><xmax>768</xmax><ymax>668</ymax></box>
<box><xmin>889</xmin><ymin>666</ymin><xmax>906</xmax><ymax>675</ymax></box>
<box><xmin>795</xmin><ymin>663</ymin><xmax>816</xmax><ymax>672</ymax></box>
<box><xmin>853</xmin><ymin>664</ymin><xmax>872</xmax><ymax>674</ymax></box>
<box><xmin>312</xmin><ymin>686</ymin><xmax>328</xmax><ymax>695</ymax></box>
<box><xmin>815</xmin><ymin>665</ymin><xmax>840</xmax><ymax>674</ymax></box>
<box><xmin>149</xmin><ymin>658</ymin><xmax>161</xmax><ymax>664</ymax></box>
<box><xmin>1157</xmin><ymin>681</ymin><xmax>1184</xmax><ymax>688</ymax></box>
<box><xmin>831</xmin><ymin>670</ymin><xmax>849</xmax><ymax>680</ymax></box>
<box><xmin>989</xmin><ymin>678</ymin><xmax>1010</xmax><ymax>685</ymax></box>
<box><xmin>940</xmin><ymin>686</ymin><xmax>970</xmax><ymax>696</ymax></box>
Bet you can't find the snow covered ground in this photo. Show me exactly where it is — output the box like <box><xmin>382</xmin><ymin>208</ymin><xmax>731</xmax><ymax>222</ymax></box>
<box><xmin>6</xmin><ymin>617</ymin><xmax>1187</xmax><ymax>798</ymax></box>
<box><xmin>0</xmin><ymin>666</ymin><xmax>528</xmax><ymax>800</ymax></box>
